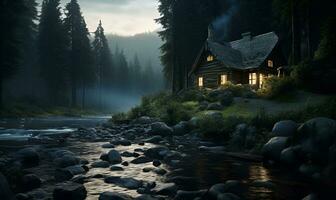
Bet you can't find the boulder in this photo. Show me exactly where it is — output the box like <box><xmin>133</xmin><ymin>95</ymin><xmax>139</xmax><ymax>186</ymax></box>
<box><xmin>209</xmin><ymin>180</ymin><xmax>245</xmax><ymax>198</ymax></box>
<box><xmin>65</xmin><ymin>165</ymin><xmax>86</xmax><ymax>175</ymax></box>
<box><xmin>104</xmin><ymin>176</ymin><xmax>143</xmax><ymax>189</ymax></box>
<box><xmin>150</xmin><ymin>122</ymin><xmax>173</xmax><ymax>136</ymax></box>
<box><xmin>55</xmin><ymin>168</ymin><xmax>74</xmax><ymax>182</ymax></box>
<box><xmin>173</xmin><ymin>121</ymin><xmax>190</xmax><ymax>136</ymax></box>
<box><xmin>218</xmin><ymin>91</ymin><xmax>233</xmax><ymax>106</ymax></box>
<box><xmin>111</xmin><ymin>139</ymin><xmax>132</xmax><ymax>146</ymax></box>
<box><xmin>92</xmin><ymin>161</ymin><xmax>110</xmax><ymax>168</ymax></box>
<box><xmin>121</xmin><ymin>151</ymin><xmax>139</xmax><ymax>158</ymax></box>
<box><xmin>250</xmin><ymin>180</ymin><xmax>275</xmax><ymax>189</ymax></box>
<box><xmin>143</xmin><ymin>136</ymin><xmax>163</xmax><ymax>144</ymax></box>
<box><xmin>110</xmin><ymin>166</ymin><xmax>124</xmax><ymax>171</ymax></box>
<box><xmin>21</xmin><ymin>174</ymin><xmax>42</xmax><ymax>191</ymax></box>
<box><xmin>189</xmin><ymin>116</ymin><xmax>200</xmax><ymax>128</ymax></box>
<box><xmin>199</xmin><ymin>101</ymin><xmax>209</xmax><ymax>111</ymax></box>
<box><xmin>153</xmin><ymin>168</ymin><xmax>167</xmax><ymax>175</ymax></box>
<box><xmin>102</xmin><ymin>144</ymin><xmax>115</xmax><ymax>148</ymax></box>
<box><xmin>174</xmin><ymin>190</ymin><xmax>207</xmax><ymax>200</ymax></box>
<box><xmin>272</xmin><ymin>120</ymin><xmax>298</xmax><ymax>137</ymax></box>
<box><xmin>280</xmin><ymin>147</ymin><xmax>300</xmax><ymax>166</ymax></box>
<box><xmin>217</xmin><ymin>193</ymin><xmax>241</xmax><ymax>200</ymax></box>
<box><xmin>54</xmin><ymin>155</ymin><xmax>80</xmax><ymax>168</ymax></box>
<box><xmin>144</xmin><ymin>146</ymin><xmax>169</xmax><ymax>159</ymax></box>
<box><xmin>53</xmin><ymin>182</ymin><xmax>87</xmax><ymax>200</ymax></box>
<box><xmin>107</xmin><ymin>150</ymin><xmax>122</xmax><ymax>164</ymax></box>
<box><xmin>262</xmin><ymin>137</ymin><xmax>288</xmax><ymax>162</ymax></box>
<box><xmin>153</xmin><ymin>160</ymin><xmax>161</xmax><ymax>167</ymax></box>
<box><xmin>0</xmin><ymin>172</ymin><xmax>15</xmax><ymax>200</ymax></box>
<box><xmin>153</xmin><ymin>183</ymin><xmax>177</xmax><ymax>196</ymax></box>
<box><xmin>207</xmin><ymin>102</ymin><xmax>223</xmax><ymax>110</ymax></box>
<box><xmin>99</xmin><ymin>192</ymin><xmax>133</xmax><ymax>200</ymax></box>
<box><xmin>131</xmin><ymin>156</ymin><xmax>153</xmax><ymax>164</ymax></box>
<box><xmin>15</xmin><ymin>148</ymin><xmax>40</xmax><ymax>167</ymax></box>
<box><xmin>131</xmin><ymin>116</ymin><xmax>157</xmax><ymax>125</ymax></box>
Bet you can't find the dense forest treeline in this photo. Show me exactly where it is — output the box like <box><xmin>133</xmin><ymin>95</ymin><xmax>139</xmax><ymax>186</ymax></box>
<box><xmin>156</xmin><ymin>0</ymin><xmax>336</xmax><ymax>93</ymax></box>
<box><xmin>0</xmin><ymin>0</ymin><xmax>164</xmax><ymax>112</ymax></box>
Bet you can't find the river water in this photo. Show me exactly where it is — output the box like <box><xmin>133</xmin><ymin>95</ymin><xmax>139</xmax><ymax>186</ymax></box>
<box><xmin>0</xmin><ymin>116</ymin><xmax>312</xmax><ymax>200</ymax></box>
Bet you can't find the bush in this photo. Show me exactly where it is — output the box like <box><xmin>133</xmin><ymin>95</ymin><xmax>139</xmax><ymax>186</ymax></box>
<box><xmin>178</xmin><ymin>89</ymin><xmax>206</xmax><ymax>102</ymax></box>
<box><xmin>162</xmin><ymin>101</ymin><xmax>194</xmax><ymax>125</ymax></box>
<box><xmin>111</xmin><ymin>112</ymin><xmax>128</xmax><ymax>124</ymax></box>
<box><xmin>258</xmin><ymin>77</ymin><xmax>295</xmax><ymax>99</ymax></box>
<box><xmin>218</xmin><ymin>82</ymin><xmax>256</xmax><ymax>97</ymax></box>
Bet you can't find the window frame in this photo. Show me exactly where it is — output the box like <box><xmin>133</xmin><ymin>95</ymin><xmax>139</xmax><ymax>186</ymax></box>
<box><xmin>198</xmin><ymin>76</ymin><xmax>204</xmax><ymax>87</ymax></box>
<box><xmin>219</xmin><ymin>74</ymin><xmax>228</xmax><ymax>85</ymax></box>
<box><xmin>249</xmin><ymin>73</ymin><xmax>257</xmax><ymax>85</ymax></box>
<box><xmin>207</xmin><ymin>55</ymin><xmax>214</xmax><ymax>62</ymax></box>
<box><xmin>267</xmin><ymin>60</ymin><xmax>274</xmax><ymax>68</ymax></box>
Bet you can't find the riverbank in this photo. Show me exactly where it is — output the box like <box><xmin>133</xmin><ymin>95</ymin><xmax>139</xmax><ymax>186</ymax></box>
<box><xmin>0</xmin><ymin>118</ymin><xmax>334</xmax><ymax>200</ymax></box>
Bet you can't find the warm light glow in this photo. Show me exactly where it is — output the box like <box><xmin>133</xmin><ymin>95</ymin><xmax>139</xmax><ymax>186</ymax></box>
<box><xmin>268</xmin><ymin>60</ymin><xmax>273</xmax><ymax>68</ymax></box>
<box><xmin>198</xmin><ymin>77</ymin><xmax>204</xmax><ymax>87</ymax></box>
<box><xmin>249</xmin><ymin>73</ymin><xmax>257</xmax><ymax>85</ymax></box>
<box><xmin>220</xmin><ymin>74</ymin><xmax>228</xmax><ymax>85</ymax></box>
<box><xmin>207</xmin><ymin>55</ymin><xmax>214</xmax><ymax>62</ymax></box>
<box><xmin>259</xmin><ymin>74</ymin><xmax>264</xmax><ymax>88</ymax></box>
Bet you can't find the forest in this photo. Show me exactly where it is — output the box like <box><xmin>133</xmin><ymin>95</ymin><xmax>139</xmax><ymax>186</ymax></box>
<box><xmin>0</xmin><ymin>0</ymin><xmax>164</xmax><ymax>114</ymax></box>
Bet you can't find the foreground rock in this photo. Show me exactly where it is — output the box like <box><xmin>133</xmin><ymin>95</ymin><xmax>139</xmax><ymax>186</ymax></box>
<box><xmin>153</xmin><ymin>183</ymin><xmax>177</xmax><ymax>196</ymax></box>
<box><xmin>0</xmin><ymin>172</ymin><xmax>15</xmax><ymax>200</ymax></box>
<box><xmin>99</xmin><ymin>192</ymin><xmax>133</xmax><ymax>200</ymax></box>
<box><xmin>107</xmin><ymin>150</ymin><xmax>122</xmax><ymax>164</ymax></box>
<box><xmin>262</xmin><ymin>137</ymin><xmax>288</xmax><ymax>162</ymax></box>
<box><xmin>53</xmin><ymin>182</ymin><xmax>87</xmax><ymax>200</ymax></box>
<box><xmin>104</xmin><ymin>176</ymin><xmax>143</xmax><ymax>189</ymax></box>
<box><xmin>272</xmin><ymin>120</ymin><xmax>298</xmax><ymax>137</ymax></box>
<box><xmin>21</xmin><ymin>174</ymin><xmax>42</xmax><ymax>192</ymax></box>
<box><xmin>150</xmin><ymin>122</ymin><xmax>173</xmax><ymax>136</ymax></box>
<box><xmin>15</xmin><ymin>148</ymin><xmax>40</xmax><ymax>167</ymax></box>
<box><xmin>209</xmin><ymin>180</ymin><xmax>245</xmax><ymax>198</ymax></box>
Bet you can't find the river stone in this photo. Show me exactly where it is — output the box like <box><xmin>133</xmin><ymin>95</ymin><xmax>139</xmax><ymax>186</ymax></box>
<box><xmin>104</xmin><ymin>176</ymin><xmax>143</xmax><ymax>189</ymax></box>
<box><xmin>144</xmin><ymin>146</ymin><xmax>169</xmax><ymax>159</ymax></box>
<box><xmin>174</xmin><ymin>190</ymin><xmax>207</xmax><ymax>200</ymax></box>
<box><xmin>54</xmin><ymin>155</ymin><xmax>80</xmax><ymax>168</ymax></box>
<box><xmin>272</xmin><ymin>120</ymin><xmax>298</xmax><ymax>137</ymax></box>
<box><xmin>107</xmin><ymin>150</ymin><xmax>122</xmax><ymax>164</ymax></box>
<box><xmin>150</xmin><ymin>122</ymin><xmax>173</xmax><ymax>136</ymax></box>
<box><xmin>153</xmin><ymin>183</ymin><xmax>177</xmax><ymax>196</ymax></box>
<box><xmin>65</xmin><ymin>165</ymin><xmax>86</xmax><ymax>175</ymax></box>
<box><xmin>110</xmin><ymin>165</ymin><xmax>124</xmax><ymax>171</ymax></box>
<box><xmin>15</xmin><ymin>148</ymin><xmax>40</xmax><ymax>167</ymax></box>
<box><xmin>92</xmin><ymin>161</ymin><xmax>110</xmax><ymax>168</ymax></box>
<box><xmin>173</xmin><ymin>121</ymin><xmax>190</xmax><ymax>136</ymax></box>
<box><xmin>280</xmin><ymin>147</ymin><xmax>299</xmax><ymax>166</ymax></box>
<box><xmin>251</xmin><ymin>180</ymin><xmax>275</xmax><ymax>189</ymax></box>
<box><xmin>131</xmin><ymin>156</ymin><xmax>153</xmax><ymax>164</ymax></box>
<box><xmin>135</xmin><ymin>194</ymin><xmax>160</xmax><ymax>200</ymax></box>
<box><xmin>153</xmin><ymin>168</ymin><xmax>167</xmax><ymax>175</ymax></box>
<box><xmin>99</xmin><ymin>192</ymin><xmax>133</xmax><ymax>200</ymax></box>
<box><xmin>111</xmin><ymin>139</ymin><xmax>132</xmax><ymax>146</ymax></box>
<box><xmin>102</xmin><ymin>144</ymin><xmax>115</xmax><ymax>148</ymax></box>
<box><xmin>53</xmin><ymin>182</ymin><xmax>87</xmax><ymax>200</ymax></box>
<box><xmin>0</xmin><ymin>172</ymin><xmax>15</xmax><ymax>200</ymax></box>
<box><xmin>209</xmin><ymin>180</ymin><xmax>245</xmax><ymax>198</ymax></box>
<box><xmin>143</xmin><ymin>136</ymin><xmax>163</xmax><ymax>144</ymax></box>
<box><xmin>55</xmin><ymin>168</ymin><xmax>74</xmax><ymax>182</ymax></box>
<box><xmin>153</xmin><ymin>160</ymin><xmax>161</xmax><ymax>167</ymax></box>
<box><xmin>217</xmin><ymin>193</ymin><xmax>241</xmax><ymax>200</ymax></box>
<box><xmin>21</xmin><ymin>174</ymin><xmax>42</xmax><ymax>191</ymax></box>
<box><xmin>262</xmin><ymin>137</ymin><xmax>288</xmax><ymax>162</ymax></box>
<box><xmin>207</xmin><ymin>102</ymin><xmax>223</xmax><ymax>110</ymax></box>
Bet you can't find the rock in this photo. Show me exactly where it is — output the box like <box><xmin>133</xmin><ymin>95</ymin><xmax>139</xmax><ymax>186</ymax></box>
<box><xmin>54</xmin><ymin>155</ymin><xmax>80</xmax><ymax>168</ymax></box>
<box><xmin>110</xmin><ymin>166</ymin><xmax>124</xmax><ymax>171</ymax></box>
<box><xmin>65</xmin><ymin>165</ymin><xmax>86</xmax><ymax>175</ymax></box>
<box><xmin>71</xmin><ymin>175</ymin><xmax>88</xmax><ymax>184</ymax></box>
<box><xmin>166</xmin><ymin>176</ymin><xmax>197</xmax><ymax>186</ymax></box>
<box><xmin>144</xmin><ymin>146</ymin><xmax>169</xmax><ymax>159</ymax></box>
<box><xmin>111</xmin><ymin>139</ymin><xmax>132</xmax><ymax>146</ymax></box>
<box><xmin>173</xmin><ymin>121</ymin><xmax>190</xmax><ymax>135</ymax></box>
<box><xmin>92</xmin><ymin>161</ymin><xmax>110</xmax><ymax>168</ymax></box>
<box><xmin>299</xmin><ymin>164</ymin><xmax>321</xmax><ymax>178</ymax></box>
<box><xmin>262</xmin><ymin>137</ymin><xmax>288</xmax><ymax>162</ymax></box>
<box><xmin>102</xmin><ymin>144</ymin><xmax>115</xmax><ymax>148</ymax></box>
<box><xmin>99</xmin><ymin>192</ymin><xmax>133</xmax><ymax>200</ymax></box>
<box><xmin>174</xmin><ymin>190</ymin><xmax>207</xmax><ymax>200</ymax></box>
<box><xmin>104</xmin><ymin>176</ymin><xmax>143</xmax><ymax>189</ymax></box>
<box><xmin>251</xmin><ymin>180</ymin><xmax>275</xmax><ymax>189</ymax></box>
<box><xmin>207</xmin><ymin>102</ymin><xmax>223</xmax><ymax>110</ymax></box>
<box><xmin>0</xmin><ymin>172</ymin><xmax>15</xmax><ymax>200</ymax></box>
<box><xmin>131</xmin><ymin>156</ymin><xmax>153</xmax><ymax>164</ymax></box>
<box><xmin>25</xmin><ymin>188</ymin><xmax>47</xmax><ymax>199</ymax></box>
<box><xmin>15</xmin><ymin>148</ymin><xmax>40</xmax><ymax>167</ymax></box>
<box><xmin>217</xmin><ymin>193</ymin><xmax>241</xmax><ymax>200</ymax></box>
<box><xmin>131</xmin><ymin>116</ymin><xmax>157</xmax><ymax>125</ymax></box>
<box><xmin>189</xmin><ymin>116</ymin><xmax>200</xmax><ymax>128</ymax></box>
<box><xmin>153</xmin><ymin>160</ymin><xmax>161</xmax><ymax>167</ymax></box>
<box><xmin>55</xmin><ymin>168</ymin><xmax>74</xmax><ymax>182</ymax></box>
<box><xmin>302</xmin><ymin>193</ymin><xmax>319</xmax><ymax>200</ymax></box>
<box><xmin>121</xmin><ymin>151</ymin><xmax>138</xmax><ymax>157</ymax></box>
<box><xmin>280</xmin><ymin>147</ymin><xmax>299</xmax><ymax>166</ymax></box>
<box><xmin>143</xmin><ymin>136</ymin><xmax>163</xmax><ymax>144</ymax></box>
<box><xmin>272</xmin><ymin>120</ymin><xmax>298</xmax><ymax>137</ymax></box>
<box><xmin>150</xmin><ymin>122</ymin><xmax>173</xmax><ymax>136</ymax></box>
<box><xmin>199</xmin><ymin>101</ymin><xmax>209</xmax><ymax>111</ymax></box>
<box><xmin>218</xmin><ymin>91</ymin><xmax>234</xmax><ymax>106</ymax></box>
<box><xmin>135</xmin><ymin>194</ymin><xmax>160</xmax><ymax>200</ymax></box>
<box><xmin>16</xmin><ymin>193</ymin><xmax>31</xmax><ymax>200</ymax></box>
<box><xmin>199</xmin><ymin>146</ymin><xmax>226</xmax><ymax>152</ymax></box>
<box><xmin>121</xmin><ymin>161</ymin><xmax>129</xmax><ymax>166</ymax></box>
<box><xmin>153</xmin><ymin>183</ymin><xmax>177</xmax><ymax>196</ymax></box>
<box><xmin>153</xmin><ymin>168</ymin><xmax>167</xmax><ymax>175</ymax></box>
<box><xmin>100</xmin><ymin>153</ymin><xmax>109</xmax><ymax>161</ymax></box>
<box><xmin>21</xmin><ymin>174</ymin><xmax>42</xmax><ymax>191</ymax></box>
<box><xmin>209</xmin><ymin>180</ymin><xmax>245</xmax><ymax>198</ymax></box>
<box><xmin>142</xmin><ymin>167</ymin><xmax>154</xmax><ymax>172</ymax></box>
<box><xmin>229</xmin><ymin>124</ymin><xmax>257</xmax><ymax>150</ymax></box>
<box><xmin>107</xmin><ymin>150</ymin><xmax>122</xmax><ymax>164</ymax></box>
<box><xmin>53</xmin><ymin>182</ymin><xmax>87</xmax><ymax>200</ymax></box>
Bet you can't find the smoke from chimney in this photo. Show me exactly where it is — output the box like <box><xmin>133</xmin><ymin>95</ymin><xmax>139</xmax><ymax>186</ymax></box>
<box><xmin>210</xmin><ymin>0</ymin><xmax>239</xmax><ymax>42</ymax></box>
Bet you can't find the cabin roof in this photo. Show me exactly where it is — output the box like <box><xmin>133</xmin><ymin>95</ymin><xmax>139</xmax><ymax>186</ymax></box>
<box><xmin>189</xmin><ymin>32</ymin><xmax>279</xmax><ymax>76</ymax></box>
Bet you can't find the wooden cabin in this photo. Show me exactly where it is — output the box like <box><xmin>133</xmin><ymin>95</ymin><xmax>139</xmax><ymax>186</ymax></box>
<box><xmin>188</xmin><ymin>29</ymin><xmax>287</xmax><ymax>89</ymax></box>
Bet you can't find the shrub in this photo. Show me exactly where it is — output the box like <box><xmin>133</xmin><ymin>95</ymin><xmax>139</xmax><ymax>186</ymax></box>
<box><xmin>218</xmin><ymin>82</ymin><xmax>256</xmax><ymax>97</ymax></box>
<box><xmin>111</xmin><ymin>112</ymin><xmax>128</xmax><ymax>124</ymax></box>
<box><xmin>162</xmin><ymin>101</ymin><xmax>194</xmax><ymax>125</ymax></box>
<box><xmin>178</xmin><ymin>89</ymin><xmax>205</xmax><ymax>102</ymax></box>
<box><xmin>258</xmin><ymin>77</ymin><xmax>295</xmax><ymax>99</ymax></box>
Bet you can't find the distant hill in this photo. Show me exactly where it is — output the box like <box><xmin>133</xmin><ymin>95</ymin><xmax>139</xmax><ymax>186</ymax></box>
<box><xmin>106</xmin><ymin>32</ymin><xmax>163</xmax><ymax>73</ymax></box>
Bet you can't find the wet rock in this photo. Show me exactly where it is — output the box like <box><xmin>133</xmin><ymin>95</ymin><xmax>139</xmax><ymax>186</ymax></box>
<box><xmin>173</xmin><ymin>121</ymin><xmax>190</xmax><ymax>136</ymax></box>
<box><xmin>199</xmin><ymin>146</ymin><xmax>226</xmax><ymax>152</ymax></box>
<box><xmin>54</xmin><ymin>155</ymin><xmax>80</xmax><ymax>168</ymax></box>
<box><xmin>207</xmin><ymin>102</ymin><xmax>223</xmax><ymax>110</ymax></box>
<box><xmin>121</xmin><ymin>151</ymin><xmax>139</xmax><ymax>157</ymax></box>
<box><xmin>209</xmin><ymin>180</ymin><xmax>245</xmax><ymax>198</ymax></box>
<box><xmin>144</xmin><ymin>136</ymin><xmax>163</xmax><ymax>144</ymax></box>
<box><xmin>0</xmin><ymin>172</ymin><xmax>15</xmax><ymax>200</ymax></box>
<box><xmin>26</xmin><ymin>188</ymin><xmax>48</xmax><ymax>200</ymax></box>
<box><xmin>102</xmin><ymin>144</ymin><xmax>115</xmax><ymax>148</ymax></box>
<box><xmin>217</xmin><ymin>193</ymin><xmax>241</xmax><ymax>200</ymax></box>
<box><xmin>153</xmin><ymin>168</ymin><xmax>167</xmax><ymax>175</ymax></box>
<box><xmin>218</xmin><ymin>91</ymin><xmax>234</xmax><ymax>106</ymax></box>
<box><xmin>144</xmin><ymin>146</ymin><xmax>169</xmax><ymax>159</ymax></box>
<box><xmin>153</xmin><ymin>183</ymin><xmax>177</xmax><ymax>196</ymax></box>
<box><xmin>251</xmin><ymin>180</ymin><xmax>275</xmax><ymax>189</ymax></box>
<box><xmin>104</xmin><ymin>176</ymin><xmax>143</xmax><ymax>189</ymax></box>
<box><xmin>100</xmin><ymin>153</ymin><xmax>109</xmax><ymax>161</ymax></box>
<box><xmin>121</xmin><ymin>161</ymin><xmax>129</xmax><ymax>166</ymax></box>
<box><xmin>302</xmin><ymin>193</ymin><xmax>319</xmax><ymax>200</ymax></box>
<box><xmin>135</xmin><ymin>194</ymin><xmax>160</xmax><ymax>200</ymax></box>
<box><xmin>111</xmin><ymin>139</ymin><xmax>132</xmax><ymax>146</ymax></box>
<box><xmin>150</xmin><ymin>122</ymin><xmax>173</xmax><ymax>136</ymax></box>
<box><xmin>299</xmin><ymin>164</ymin><xmax>321</xmax><ymax>178</ymax></box>
<box><xmin>92</xmin><ymin>161</ymin><xmax>110</xmax><ymax>168</ymax></box>
<box><xmin>174</xmin><ymin>190</ymin><xmax>207</xmax><ymax>200</ymax></box>
<box><xmin>280</xmin><ymin>147</ymin><xmax>300</xmax><ymax>166</ymax></box>
<box><xmin>99</xmin><ymin>192</ymin><xmax>133</xmax><ymax>200</ymax></box>
<box><xmin>131</xmin><ymin>156</ymin><xmax>153</xmax><ymax>164</ymax></box>
<box><xmin>107</xmin><ymin>150</ymin><xmax>122</xmax><ymax>164</ymax></box>
<box><xmin>80</xmin><ymin>158</ymin><xmax>89</xmax><ymax>165</ymax></box>
<box><xmin>71</xmin><ymin>175</ymin><xmax>89</xmax><ymax>184</ymax></box>
<box><xmin>272</xmin><ymin>120</ymin><xmax>298</xmax><ymax>137</ymax></box>
<box><xmin>21</xmin><ymin>174</ymin><xmax>42</xmax><ymax>191</ymax></box>
<box><xmin>15</xmin><ymin>148</ymin><xmax>40</xmax><ymax>167</ymax></box>
<box><xmin>65</xmin><ymin>165</ymin><xmax>86</xmax><ymax>175</ymax></box>
<box><xmin>110</xmin><ymin>166</ymin><xmax>124</xmax><ymax>171</ymax></box>
<box><xmin>166</xmin><ymin>176</ymin><xmax>197</xmax><ymax>186</ymax></box>
<box><xmin>142</xmin><ymin>167</ymin><xmax>154</xmax><ymax>172</ymax></box>
<box><xmin>16</xmin><ymin>193</ymin><xmax>31</xmax><ymax>200</ymax></box>
<box><xmin>262</xmin><ymin>137</ymin><xmax>288</xmax><ymax>162</ymax></box>
<box><xmin>153</xmin><ymin>160</ymin><xmax>161</xmax><ymax>167</ymax></box>
<box><xmin>55</xmin><ymin>168</ymin><xmax>74</xmax><ymax>182</ymax></box>
<box><xmin>131</xmin><ymin>116</ymin><xmax>157</xmax><ymax>125</ymax></box>
<box><xmin>53</xmin><ymin>182</ymin><xmax>87</xmax><ymax>200</ymax></box>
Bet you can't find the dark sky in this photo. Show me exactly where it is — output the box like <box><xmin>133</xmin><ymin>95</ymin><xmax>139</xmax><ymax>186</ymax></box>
<box><xmin>36</xmin><ymin>0</ymin><xmax>161</xmax><ymax>35</ymax></box>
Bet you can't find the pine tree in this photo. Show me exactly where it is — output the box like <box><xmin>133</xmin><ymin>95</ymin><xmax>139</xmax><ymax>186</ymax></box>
<box><xmin>130</xmin><ymin>54</ymin><xmax>141</xmax><ymax>92</ymax></box>
<box><xmin>64</xmin><ymin>0</ymin><xmax>94</xmax><ymax>108</ymax></box>
<box><xmin>37</xmin><ymin>0</ymin><xmax>69</xmax><ymax>105</ymax></box>
<box><xmin>0</xmin><ymin>0</ymin><xmax>27</xmax><ymax>108</ymax></box>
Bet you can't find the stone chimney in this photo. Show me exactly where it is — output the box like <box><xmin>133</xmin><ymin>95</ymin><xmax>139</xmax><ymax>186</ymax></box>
<box><xmin>241</xmin><ymin>32</ymin><xmax>252</xmax><ymax>40</ymax></box>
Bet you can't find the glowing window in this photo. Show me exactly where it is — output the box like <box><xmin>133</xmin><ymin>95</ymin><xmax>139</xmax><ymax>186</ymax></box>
<box><xmin>207</xmin><ymin>55</ymin><xmax>214</xmax><ymax>62</ymax></box>
<box><xmin>249</xmin><ymin>73</ymin><xmax>257</xmax><ymax>85</ymax></box>
<box><xmin>259</xmin><ymin>74</ymin><xmax>264</xmax><ymax>88</ymax></box>
<box><xmin>198</xmin><ymin>77</ymin><xmax>204</xmax><ymax>87</ymax></box>
<box><xmin>220</xmin><ymin>74</ymin><xmax>228</xmax><ymax>85</ymax></box>
<box><xmin>268</xmin><ymin>60</ymin><xmax>273</xmax><ymax>68</ymax></box>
